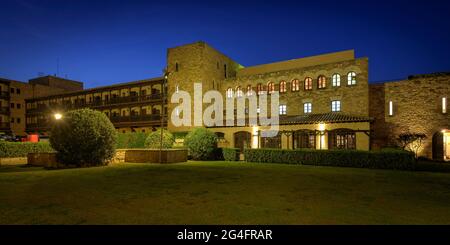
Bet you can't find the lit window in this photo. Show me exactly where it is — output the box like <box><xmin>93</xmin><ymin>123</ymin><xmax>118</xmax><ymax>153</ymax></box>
<box><xmin>331</xmin><ymin>100</ymin><xmax>341</xmax><ymax>112</ymax></box>
<box><xmin>389</xmin><ymin>100</ymin><xmax>394</xmax><ymax>116</ymax></box>
<box><xmin>279</xmin><ymin>104</ymin><xmax>287</xmax><ymax>115</ymax></box>
<box><xmin>279</xmin><ymin>81</ymin><xmax>287</xmax><ymax>93</ymax></box>
<box><xmin>236</xmin><ymin>86</ymin><xmax>243</xmax><ymax>98</ymax></box>
<box><xmin>347</xmin><ymin>72</ymin><xmax>357</xmax><ymax>85</ymax></box>
<box><xmin>332</xmin><ymin>74</ymin><xmax>341</xmax><ymax>87</ymax></box>
<box><xmin>267</xmin><ymin>82</ymin><xmax>275</xmax><ymax>94</ymax></box>
<box><xmin>226</xmin><ymin>88</ymin><xmax>233</xmax><ymax>98</ymax></box>
<box><xmin>304</xmin><ymin>103</ymin><xmax>312</xmax><ymax>114</ymax></box>
<box><xmin>257</xmin><ymin>83</ymin><xmax>265</xmax><ymax>95</ymax></box>
<box><xmin>291</xmin><ymin>79</ymin><xmax>300</xmax><ymax>91</ymax></box>
<box><xmin>318</xmin><ymin>75</ymin><xmax>326</xmax><ymax>89</ymax></box>
<box><xmin>304</xmin><ymin>77</ymin><xmax>313</xmax><ymax>90</ymax></box>
<box><xmin>246</xmin><ymin>85</ymin><xmax>253</xmax><ymax>96</ymax></box>
<box><xmin>443</xmin><ymin>97</ymin><xmax>447</xmax><ymax>114</ymax></box>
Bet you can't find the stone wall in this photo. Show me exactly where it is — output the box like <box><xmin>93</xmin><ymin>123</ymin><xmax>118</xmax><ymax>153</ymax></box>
<box><xmin>124</xmin><ymin>149</ymin><xmax>188</xmax><ymax>163</ymax></box>
<box><xmin>221</xmin><ymin>57</ymin><xmax>369</xmax><ymax>117</ymax></box>
<box><xmin>166</xmin><ymin>41</ymin><xmax>242</xmax><ymax>132</ymax></box>
<box><xmin>369</xmin><ymin>73</ymin><xmax>450</xmax><ymax>158</ymax></box>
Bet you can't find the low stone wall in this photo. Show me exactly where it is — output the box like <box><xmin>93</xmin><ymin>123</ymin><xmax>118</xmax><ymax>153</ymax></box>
<box><xmin>27</xmin><ymin>152</ymin><xmax>58</xmax><ymax>168</ymax></box>
<box><xmin>0</xmin><ymin>157</ymin><xmax>28</xmax><ymax>166</ymax></box>
<box><xmin>26</xmin><ymin>149</ymin><xmax>187</xmax><ymax>167</ymax></box>
<box><xmin>125</xmin><ymin>149</ymin><xmax>188</xmax><ymax>163</ymax></box>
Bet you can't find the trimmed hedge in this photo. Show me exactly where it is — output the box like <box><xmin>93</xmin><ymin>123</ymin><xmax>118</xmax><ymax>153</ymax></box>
<box><xmin>145</xmin><ymin>129</ymin><xmax>174</xmax><ymax>149</ymax></box>
<box><xmin>222</xmin><ymin>148</ymin><xmax>240</xmax><ymax>161</ymax></box>
<box><xmin>0</xmin><ymin>141</ymin><xmax>54</xmax><ymax>158</ymax></box>
<box><xmin>116</xmin><ymin>132</ymin><xmax>148</xmax><ymax>149</ymax></box>
<box><xmin>244</xmin><ymin>148</ymin><xmax>416</xmax><ymax>170</ymax></box>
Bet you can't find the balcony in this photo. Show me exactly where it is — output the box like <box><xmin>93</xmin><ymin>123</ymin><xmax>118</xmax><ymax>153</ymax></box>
<box><xmin>26</xmin><ymin>93</ymin><xmax>165</xmax><ymax>114</ymax></box>
<box><xmin>0</xmin><ymin>122</ymin><xmax>10</xmax><ymax>130</ymax></box>
<box><xmin>0</xmin><ymin>106</ymin><xmax>10</xmax><ymax>115</ymax></box>
<box><xmin>0</xmin><ymin>91</ymin><xmax>9</xmax><ymax>100</ymax></box>
<box><xmin>110</xmin><ymin>114</ymin><xmax>164</xmax><ymax>125</ymax></box>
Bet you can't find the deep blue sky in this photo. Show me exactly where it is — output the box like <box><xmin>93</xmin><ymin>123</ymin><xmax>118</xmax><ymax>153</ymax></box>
<box><xmin>1</xmin><ymin>0</ymin><xmax>449</xmax><ymax>88</ymax></box>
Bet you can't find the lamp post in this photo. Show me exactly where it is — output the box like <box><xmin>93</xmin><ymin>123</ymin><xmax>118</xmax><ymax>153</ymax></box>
<box><xmin>159</xmin><ymin>71</ymin><xmax>169</xmax><ymax>163</ymax></box>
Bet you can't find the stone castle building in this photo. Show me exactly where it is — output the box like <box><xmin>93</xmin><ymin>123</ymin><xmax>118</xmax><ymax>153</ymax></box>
<box><xmin>1</xmin><ymin>41</ymin><xmax>448</xmax><ymax>160</ymax></box>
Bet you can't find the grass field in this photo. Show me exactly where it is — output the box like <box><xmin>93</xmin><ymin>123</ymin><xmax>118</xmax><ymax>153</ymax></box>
<box><xmin>1</xmin><ymin>161</ymin><xmax>450</xmax><ymax>224</ymax></box>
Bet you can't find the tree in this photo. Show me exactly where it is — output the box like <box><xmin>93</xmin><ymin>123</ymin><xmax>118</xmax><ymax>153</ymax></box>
<box><xmin>184</xmin><ymin>128</ymin><xmax>218</xmax><ymax>160</ymax></box>
<box><xmin>49</xmin><ymin>109</ymin><xmax>118</xmax><ymax>166</ymax></box>
<box><xmin>397</xmin><ymin>132</ymin><xmax>427</xmax><ymax>159</ymax></box>
<box><xmin>145</xmin><ymin>129</ymin><xmax>174</xmax><ymax>149</ymax></box>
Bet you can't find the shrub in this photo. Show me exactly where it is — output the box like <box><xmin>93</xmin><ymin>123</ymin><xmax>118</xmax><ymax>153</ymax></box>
<box><xmin>49</xmin><ymin>109</ymin><xmax>118</xmax><ymax>166</ymax></box>
<box><xmin>222</xmin><ymin>148</ymin><xmax>240</xmax><ymax>161</ymax></box>
<box><xmin>397</xmin><ymin>132</ymin><xmax>427</xmax><ymax>159</ymax></box>
<box><xmin>0</xmin><ymin>141</ymin><xmax>54</xmax><ymax>158</ymax></box>
<box><xmin>184</xmin><ymin>128</ymin><xmax>218</xmax><ymax>160</ymax></box>
<box><xmin>116</xmin><ymin>132</ymin><xmax>148</xmax><ymax>148</ymax></box>
<box><xmin>144</xmin><ymin>129</ymin><xmax>174</xmax><ymax>149</ymax></box>
<box><xmin>244</xmin><ymin>148</ymin><xmax>416</xmax><ymax>170</ymax></box>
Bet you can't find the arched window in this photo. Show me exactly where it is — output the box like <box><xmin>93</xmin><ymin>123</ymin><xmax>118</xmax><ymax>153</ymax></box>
<box><xmin>291</xmin><ymin>79</ymin><xmax>300</xmax><ymax>91</ymax></box>
<box><xmin>257</xmin><ymin>83</ymin><xmax>264</xmax><ymax>95</ymax></box>
<box><xmin>318</xmin><ymin>75</ymin><xmax>326</xmax><ymax>89</ymax></box>
<box><xmin>246</xmin><ymin>85</ymin><xmax>253</xmax><ymax>96</ymax></box>
<box><xmin>267</xmin><ymin>82</ymin><xmax>275</xmax><ymax>94</ymax></box>
<box><xmin>347</xmin><ymin>72</ymin><xmax>357</xmax><ymax>85</ymax></box>
<box><xmin>304</xmin><ymin>77</ymin><xmax>313</xmax><ymax>90</ymax></box>
<box><xmin>226</xmin><ymin>87</ymin><xmax>233</xmax><ymax>98</ymax></box>
<box><xmin>279</xmin><ymin>81</ymin><xmax>287</xmax><ymax>93</ymax></box>
<box><xmin>236</xmin><ymin>86</ymin><xmax>243</xmax><ymax>98</ymax></box>
<box><xmin>332</xmin><ymin>74</ymin><xmax>341</xmax><ymax>87</ymax></box>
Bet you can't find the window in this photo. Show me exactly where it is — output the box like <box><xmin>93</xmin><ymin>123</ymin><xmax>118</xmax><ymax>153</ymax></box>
<box><xmin>10</xmin><ymin>117</ymin><xmax>14</xmax><ymax>123</ymax></box>
<box><xmin>279</xmin><ymin>104</ymin><xmax>287</xmax><ymax>115</ymax></box>
<box><xmin>291</xmin><ymin>79</ymin><xmax>300</xmax><ymax>91</ymax></box>
<box><xmin>331</xmin><ymin>100</ymin><xmax>341</xmax><ymax>112</ymax></box>
<box><xmin>443</xmin><ymin>97</ymin><xmax>447</xmax><ymax>114</ymax></box>
<box><xmin>389</xmin><ymin>100</ymin><xmax>394</xmax><ymax>116</ymax></box>
<box><xmin>304</xmin><ymin>102</ymin><xmax>312</xmax><ymax>114</ymax></box>
<box><xmin>17</xmin><ymin>118</ymin><xmax>20</xmax><ymax>123</ymax></box>
<box><xmin>267</xmin><ymin>82</ymin><xmax>275</xmax><ymax>94</ymax></box>
<box><xmin>328</xmin><ymin>130</ymin><xmax>356</xmax><ymax>149</ymax></box>
<box><xmin>16</xmin><ymin>88</ymin><xmax>21</xmax><ymax>94</ymax></box>
<box><xmin>332</xmin><ymin>74</ymin><xmax>341</xmax><ymax>87</ymax></box>
<box><xmin>10</xmin><ymin>88</ymin><xmax>14</xmax><ymax>93</ymax></box>
<box><xmin>347</xmin><ymin>72</ymin><xmax>357</xmax><ymax>85</ymax></box>
<box><xmin>256</xmin><ymin>107</ymin><xmax>260</xmax><ymax>114</ymax></box>
<box><xmin>304</xmin><ymin>77</ymin><xmax>313</xmax><ymax>90</ymax></box>
<box><xmin>246</xmin><ymin>85</ymin><xmax>253</xmax><ymax>96</ymax></box>
<box><xmin>279</xmin><ymin>81</ymin><xmax>287</xmax><ymax>93</ymax></box>
<box><xmin>224</xmin><ymin>64</ymin><xmax>227</xmax><ymax>78</ymax></box>
<box><xmin>257</xmin><ymin>83</ymin><xmax>264</xmax><ymax>95</ymax></box>
<box><xmin>175</xmin><ymin>63</ymin><xmax>179</xmax><ymax>72</ymax></box>
<box><xmin>226</xmin><ymin>88</ymin><xmax>233</xmax><ymax>98</ymax></box>
<box><xmin>17</xmin><ymin>104</ymin><xmax>21</xmax><ymax>109</ymax></box>
<box><xmin>10</xmin><ymin>103</ymin><xmax>14</xmax><ymax>108</ymax></box>
<box><xmin>293</xmin><ymin>130</ymin><xmax>316</xmax><ymax>149</ymax></box>
<box><xmin>236</xmin><ymin>86</ymin><xmax>243</xmax><ymax>98</ymax></box>
<box><xmin>318</xmin><ymin>75</ymin><xmax>326</xmax><ymax>89</ymax></box>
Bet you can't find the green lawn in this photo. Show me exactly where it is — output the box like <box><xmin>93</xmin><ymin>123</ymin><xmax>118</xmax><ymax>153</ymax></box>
<box><xmin>1</xmin><ymin>161</ymin><xmax>450</xmax><ymax>224</ymax></box>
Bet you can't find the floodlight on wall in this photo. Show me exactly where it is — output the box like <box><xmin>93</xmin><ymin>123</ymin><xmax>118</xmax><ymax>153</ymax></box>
<box><xmin>54</xmin><ymin>113</ymin><xmax>62</xmax><ymax>120</ymax></box>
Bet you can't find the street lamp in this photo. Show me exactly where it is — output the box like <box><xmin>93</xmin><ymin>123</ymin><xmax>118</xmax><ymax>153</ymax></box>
<box><xmin>159</xmin><ymin>70</ymin><xmax>170</xmax><ymax>163</ymax></box>
<box><xmin>54</xmin><ymin>113</ymin><xmax>63</xmax><ymax>120</ymax></box>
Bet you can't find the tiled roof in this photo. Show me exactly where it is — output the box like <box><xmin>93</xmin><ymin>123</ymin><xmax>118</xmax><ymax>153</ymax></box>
<box><xmin>279</xmin><ymin>113</ymin><xmax>373</xmax><ymax>125</ymax></box>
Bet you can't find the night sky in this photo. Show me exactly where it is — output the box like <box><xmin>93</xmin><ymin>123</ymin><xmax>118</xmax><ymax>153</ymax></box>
<box><xmin>1</xmin><ymin>0</ymin><xmax>449</xmax><ymax>88</ymax></box>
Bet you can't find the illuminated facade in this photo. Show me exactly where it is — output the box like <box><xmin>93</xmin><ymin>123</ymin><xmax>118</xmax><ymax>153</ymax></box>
<box><xmin>2</xmin><ymin>41</ymin><xmax>447</xmax><ymax>160</ymax></box>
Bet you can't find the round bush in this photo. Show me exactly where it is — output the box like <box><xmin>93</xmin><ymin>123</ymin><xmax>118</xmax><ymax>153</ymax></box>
<box><xmin>145</xmin><ymin>129</ymin><xmax>174</xmax><ymax>149</ymax></box>
<box><xmin>49</xmin><ymin>109</ymin><xmax>118</xmax><ymax>166</ymax></box>
<box><xmin>184</xmin><ymin>128</ymin><xmax>217</xmax><ymax>160</ymax></box>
